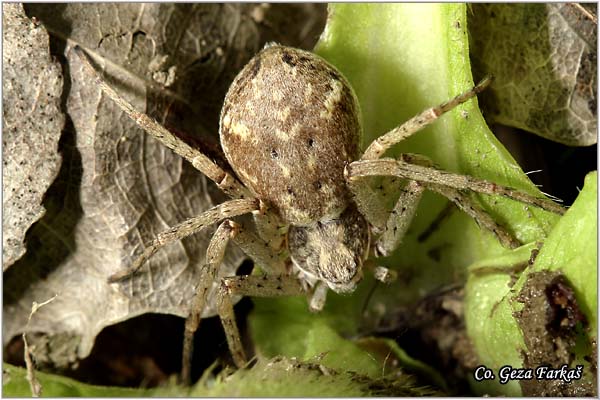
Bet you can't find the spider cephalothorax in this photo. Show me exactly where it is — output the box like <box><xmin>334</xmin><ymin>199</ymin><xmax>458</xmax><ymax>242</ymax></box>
<box><xmin>74</xmin><ymin>42</ymin><xmax>565</xmax><ymax>384</ymax></box>
<box><xmin>288</xmin><ymin>203</ymin><xmax>370</xmax><ymax>294</ymax></box>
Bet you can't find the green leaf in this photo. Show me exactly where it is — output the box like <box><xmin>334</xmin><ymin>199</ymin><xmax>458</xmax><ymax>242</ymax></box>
<box><xmin>194</xmin><ymin>358</ymin><xmax>366</xmax><ymax>397</ymax></box>
<box><xmin>465</xmin><ymin>171</ymin><xmax>597</xmax><ymax>396</ymax></box>
<box><xmin>4</xmin><ymin>356</ymin><xmax>433</xmax><ymax>398</ymax></box>
<box><xmin>249</xmin><ymin>276</ymin><xmax>383</xmax><ymax>377</ymax></box>
<box><xmin>191</xmin><ymin>357</ymin><xmax>436</xmax><ymax>397</ymax></box>
<box><xmin>251</xmin><ymin>5</ymin><xmax>561</xmax><ymax>385</ymax></box>
<box><xmin>317</xmin><ymin>2</ymin><xmax>559</xmax><ymax>314</ymax></box>
<box><xmin>469</xmin><ymin>4</ymin><xmax>597</xmax><ymax>146</ymax></box>
<box><xmin>463</xmin><ymin>245</ymin><xmax>534</xmax><ymax>396</ymax></box>
<box><xmin>530</xmin><ymin>171</ymin><xmax>597</xmax><ymax>336</ymax></box>
<box><xmin>2</xmin><ymin>363</ymin><xmax>173</xmax><ymax>397</ymax></box>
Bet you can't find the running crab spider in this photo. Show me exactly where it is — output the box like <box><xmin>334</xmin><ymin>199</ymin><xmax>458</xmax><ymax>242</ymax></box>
<box><xmin>74</xmin><ymin>43</ymin><xmax>565</xmax><ymax>384</ymax></box>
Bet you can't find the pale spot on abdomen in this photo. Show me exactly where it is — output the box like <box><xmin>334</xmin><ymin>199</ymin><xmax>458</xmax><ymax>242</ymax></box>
<box><xmin>219</xmin><ymin>45</ymin><xmax>362</xmax><ymax>225</ymax></box>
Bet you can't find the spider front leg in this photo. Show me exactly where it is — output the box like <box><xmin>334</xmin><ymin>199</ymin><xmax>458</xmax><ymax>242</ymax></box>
<box><xmin>427</xmin><ymin>183</ymin><xmax>520</xmax><ymax>248</ymax></box>
<box><xmin>346</xmin><ymin>157</ymin><xmax>565</xmax><ymax>250</ymax></box>
<box><xmin>375</xmin><ymin>180</ymin><xmax>426</xmax><ymax>256</ymax></box>
<box><xmin>347</xmin><ymin>167</ymin><xmax>425</xmax><ymax>256</ymax></box>
<box><xmin>389</xmin><ymin>155</ymin><xmax>561</xmax><ymax>246</ymax></box>
<box><xmin>348</xmin><ymin>158</ymin><xmax>566</xmax><ymax>215</ymax></box>
<box><xmin>370</xmin><ymin>153</ymin><xmax>520</xmax><ymax>249</ymax></box>
<box><xmin>345</xmin><ymin>174</ymin><xmax>392</xmax><ymax>231</ymax></box>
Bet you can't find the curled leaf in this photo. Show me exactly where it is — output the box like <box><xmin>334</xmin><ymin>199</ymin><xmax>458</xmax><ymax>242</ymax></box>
<box><xmin>465</xmin><ymin>172</ymin><xmax>597</xmax><ymax>396</ymax></box>
<box><xmin>470</xmin><ymin>3</ymin><xmax>597</xmax><ymax>146</ymax></box>
<box><xmin>3</xmin><ymin>3</ymin><xmax>325</xmax><ymax>368</ymax></box>
<box><xmin>2</xmin><ymin>3</ymin><xmax>64</xmax><ymax>270</ymax></box>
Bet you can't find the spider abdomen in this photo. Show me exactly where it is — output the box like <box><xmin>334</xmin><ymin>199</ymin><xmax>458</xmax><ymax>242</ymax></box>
<box><xmin>220</xmin><ymin>45</ymin><xmax>362</xmax><ymax>225</ymax></box>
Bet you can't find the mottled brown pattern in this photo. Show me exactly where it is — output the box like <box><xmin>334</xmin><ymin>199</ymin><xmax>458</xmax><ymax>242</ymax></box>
<box><xmin>220</xmin><ymin>45</ymin><xmax>361</xmax><ymax>225</ymax></box>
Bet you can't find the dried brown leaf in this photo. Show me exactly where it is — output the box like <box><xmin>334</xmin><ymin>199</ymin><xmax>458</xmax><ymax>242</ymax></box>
<box><xmin>2</xmin><ymin>3</ymin><xmax>64</xmax><ymax>269</ymax></box>
<box><xmin>3</xmin><ymin>3</ymin><xmax>326</xmax><ymax>366</ymax></box>
<box><xmin>470</xmin><ymin>3</ymin><xmax>597</xmax><ymax>146</ymax></box>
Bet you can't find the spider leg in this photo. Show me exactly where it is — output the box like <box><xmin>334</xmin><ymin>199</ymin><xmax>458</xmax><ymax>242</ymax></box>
<box><xmin>309</xmin><ymin>281</ymin><xmax>328</xmax><ymax>312</ymax></box>
<box><xmin>107</xmin><ymin>198</ymin><xmax>259</xmax><ymax>283</ymax></box>
<box><xmin>346</xmin><ymin>158</ymin><xmax>425</xmax><ymax>256</ymax></box>
<box><xmin>179</xmin><ymin>213</ymin><xmax>290</xmax><ymax>383</ymax></box>
<box><xmin>361</xmin><ymin>76</ymin><xmax>493</xmax><ymax>160</ymax></box>
<box><xmin>347</xmin><ymin>158</ymin><xmax>566</xmax><ymax>215</ymax></box>
<box><xmin>73</xmin><ymin>46</ymin><xmax>250</xmax><ymax>199</ymax></box>
<box><xmin>347</xmin><ymin>156</ymin><xmax>566</xmax><ymax>249</ymax></box>
<box><xmin>181</xmin><ymin>219</ymin><xmax>240</xmax><ymax>385</ymax></box>
<box><xmin>427</xmin><ymin>184</ymin><xmax>520</xmax><ymax>248</ymax></box>
<box><xmin>216</xmin><ymin>274</ymin><xmax>306</xmax><ymax>368</ymax></box>
<box><xmin>233</xmin><ymin>228</ymin><xmax>288</xmax><ymax>275</ymax></box>
<box><xmin>375</xmin><ymin>180</ymin><xmax>425</xmax><ymax>256</ymax></box>
<box><xmin>345</xmin><ymin>173</ymin><xmax>391</xmax><ymax>230</ymax></box>
<box><xmin>372</xmin><ymin>154</ymin><xmax>519</xmax><ymax>250</ymax></box>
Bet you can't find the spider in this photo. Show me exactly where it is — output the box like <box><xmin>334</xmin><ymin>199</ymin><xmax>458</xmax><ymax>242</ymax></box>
<box><xmin>74</xmin><ymin>43</ymin><xmax>564</xmax><ymax>384</ymax></box>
